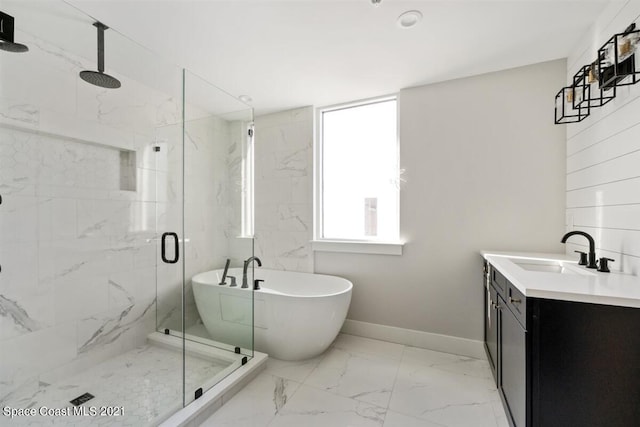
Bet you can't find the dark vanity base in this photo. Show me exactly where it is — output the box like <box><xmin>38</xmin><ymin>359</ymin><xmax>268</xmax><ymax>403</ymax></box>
<box><xmin>484</xmin><ymin>261</ymin><xmax>640</xmax><ymax>427</ymax></box>
<box><xmin>530</xmin><ymin>298</ymin><xmax>640</xmax><ymax>426</ymax></box>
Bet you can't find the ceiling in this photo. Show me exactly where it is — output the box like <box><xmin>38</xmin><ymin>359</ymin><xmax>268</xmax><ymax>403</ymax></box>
<box><xmin>56</xmin><ymin>0</ymin><xmax>614</xmax><ymax>115</ymax></box>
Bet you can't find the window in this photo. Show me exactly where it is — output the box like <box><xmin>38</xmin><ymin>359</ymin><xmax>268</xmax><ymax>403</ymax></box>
<box><xmin>241</xmin><ymin>122</ymin><xmax>254</xmax><ymax>237</ymax></box>
<box><xmin>314</xmin><ymin>96</ymin><xmax>401</xmax><ymax>252</ymax></box>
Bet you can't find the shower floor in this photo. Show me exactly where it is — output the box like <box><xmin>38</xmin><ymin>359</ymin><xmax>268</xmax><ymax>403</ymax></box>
<box><xmin>3</xmin><ymin>336</ymin><xmax>237</xmax><ymax>426</ymax></box>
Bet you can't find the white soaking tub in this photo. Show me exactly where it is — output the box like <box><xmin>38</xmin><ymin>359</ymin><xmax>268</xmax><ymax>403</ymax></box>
<box><xmin>192</xmin><ymin>268</ymin><xmax>352</xmax><ymax>360</ymax></box>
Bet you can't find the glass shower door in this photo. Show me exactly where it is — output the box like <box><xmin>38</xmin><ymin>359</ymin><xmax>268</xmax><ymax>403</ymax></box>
<box><xmin>181</xmin><ymin>70</ymin><xmax>255</xmax><ymax>406</ymax></box>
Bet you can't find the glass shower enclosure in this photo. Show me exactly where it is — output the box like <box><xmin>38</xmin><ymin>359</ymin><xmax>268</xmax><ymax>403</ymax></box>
<box><xmin>0</xmin><ymin>1</ymin><xmax>254</xmax><ymax>425</ymax></box>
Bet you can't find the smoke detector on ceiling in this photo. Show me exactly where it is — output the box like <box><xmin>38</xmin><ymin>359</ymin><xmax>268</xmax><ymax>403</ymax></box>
<box><xmin>397</xmin><ymin>10</ymin><xmax>423</xmax><ymax>29</ymax></box>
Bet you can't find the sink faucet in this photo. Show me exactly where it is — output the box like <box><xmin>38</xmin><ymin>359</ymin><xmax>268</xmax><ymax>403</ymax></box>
<box><xmin>242</xmin><ymin>256</ymin><xmax>262</xmax><ymax>288</ymax></box>
<box><xmin>561</xmin><ymin>231</ymin><xmax>597</xmax><ymax>269</ymax></box>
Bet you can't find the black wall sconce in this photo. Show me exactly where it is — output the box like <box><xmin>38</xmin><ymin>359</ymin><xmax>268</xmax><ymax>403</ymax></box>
<box><xmin>573</xmin><ymin>63</ymin><xmax>616</xmax><ymax>108</ymax></box>
<box><xmin>598</xmin><ymin>23</ymin><xmax>639</xmax><ymax>90</ymax></box>
<box><xmin>555</xmin><ymin>21</ymin><xmax>639</xmax><ymax>125</ymax></box>
<box><xmin>555</xmin><ymin>86</ymin><xmax>589</xmax><ymax>124</ymax></box>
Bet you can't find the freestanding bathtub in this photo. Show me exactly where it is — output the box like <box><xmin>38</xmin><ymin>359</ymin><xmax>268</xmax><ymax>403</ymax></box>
<box><xmin>192</xmin><ymin>268</ymin><xmax>352</xmax><ymax>361</ymax></box>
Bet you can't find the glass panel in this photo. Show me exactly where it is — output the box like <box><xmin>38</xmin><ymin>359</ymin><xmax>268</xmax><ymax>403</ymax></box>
<box><xmin>182</xmin><ymin>70</ymin><xmax>254</xmax><ymax>405</ymax></box>
<box><xmin>0</xmin><ymin>1</ymin><xmax>185</xmax><ymax>424</ymax></box>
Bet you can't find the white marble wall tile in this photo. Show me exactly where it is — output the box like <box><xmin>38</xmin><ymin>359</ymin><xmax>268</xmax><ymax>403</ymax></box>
<box><xmin>277</xmin><ymin>204</ymin><xmax>311</xmax><ymax>232</ymax></box>
<box><xmin>0</xmin><ymin>35</ymin><xmax>80</xmax><ymax>123</ymax></box>
<box><xmin>254</xmin><ymin>107</ymin><xmax>313</xmax><ymax>273</ymax></box>
<box><xmin>37</xmin><ymin>197</ymin><xmax>77</xmax><ymax>241</ymax></box>
<box><xmin>274</xmin><ymin>231</ymin><xmax>310</xmax><ymax>259</ymax></box>
<box><xmin>273</xmin><ymin>147</ymin><xmax>310</xmax><ymax>178</ymax></box>
<box><xmin>54</xmin><ymin>276</ymin><xmax>109</xmax><ymax>323</ymax></box>
<box><xmin>76</xmin><ymin>297</ymin><xmax>155</xmax><ymax>356</ymax></box>
<box><xmin>0</xmin><ymin>322</ymin><xmax>77</xmax><ymax>398</ymax></box>
<box><xmin>290</xmin><ymin>176</ymin><xmax>312</xmax><ymax>205</ymax></box>
<box><xmin>0</xmin><ymin>194</ymin><xmax>38</xmax><ymax>243</ymax></box>
<box><xmin>76</xmin><ymin>199</ymin><xmax>130</xmax><ymax>238</ymax></box>
<box><xmin>0</xmin><ymin>279</ymin><xmax>54</xmax><ymax>340</ymax></box>
<box><xmin>0</xmin><ymin>242</ymin><xmax>38</xmax><ymax>295</ymax></box>
<box><xmin>0</xmin><ymin>128</ymin><xmax>38</xmax><ymax>196</ymax></box>
<box><xmin>108</xmin><ymin>267</ymin><xmax>156</xmax><ymax>309</ymax></box>
<box><xmin>40</xmin><ymin>238</ymin><xmax>112</xmax><ymax>286</ymax></box>
<box><xmin>37</xmin><ymin>136</ymin><xmax>120</xmax><ymax>191</ymax></box>
<box><xmin>272</xmin><ymin>257</ymin><xmax>311</xmax><ymax>272</ymax></box>
<box><xmin>255</xmin><ymin>178</ymin><xmax>293</xmax><ymax>206</ymax></box>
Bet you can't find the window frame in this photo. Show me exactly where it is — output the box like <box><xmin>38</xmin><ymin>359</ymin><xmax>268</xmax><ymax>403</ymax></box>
<box><xmin>313</xmin><ymin>95</ymin><xmax>403</xmax><ymax>255</ymax></box>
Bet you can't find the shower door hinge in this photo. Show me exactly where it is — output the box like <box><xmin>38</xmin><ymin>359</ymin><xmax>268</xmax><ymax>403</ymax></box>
<box><xmin>242</xmin><ymin>356</ymin><xmax>248</xmax><ymax>366</ymax></box>
<box><xmin>194</xmin><ymin>388</ymin><xmax>203</xmax><ymax>400</ymax></box>
<box><xmin>248</xmin><ymin>128</ymin><xmax>253</xmax><ymax>137</ymax></box>
<box><xmin>235</xmin><ymin>347</ymin><xmax>241</xmax><ymax>354</ymax></box>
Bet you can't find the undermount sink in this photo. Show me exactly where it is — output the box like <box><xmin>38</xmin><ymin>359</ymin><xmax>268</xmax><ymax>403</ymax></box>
<box><xmin>510</xmin><ymin>258</ymin><xmax>593</xmax><ymax>275</ymax></box>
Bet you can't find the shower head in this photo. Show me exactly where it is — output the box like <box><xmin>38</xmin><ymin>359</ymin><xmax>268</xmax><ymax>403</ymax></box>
<box><xmin>79</xmin><ymin>70</ymin><xmax>121</xmax><ymax>89</ymax></box>
<box><xmin>0</xmin><ymin>11</ymin><xmax>29</xmax><ymax>53</ymax></box>
<box><xmin>0</xmin><ymin>40</ymin><xmax>28</xmax><ymax>52</ymax></box>
<box><xmin>79</xmin><ymin>22</ymin><xmax>121</xmax><ymax>89</ymax></box>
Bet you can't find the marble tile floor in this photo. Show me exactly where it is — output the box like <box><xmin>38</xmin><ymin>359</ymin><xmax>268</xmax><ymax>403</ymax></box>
<box><xmin>201</xmin><ymin>334</ymin><xmax>509</xmax><ymax>427</ymax></box>
<box><xmin>2</xmin><ymin>343</ymin><xmax>230</xmax><ymax>426</ymax></box>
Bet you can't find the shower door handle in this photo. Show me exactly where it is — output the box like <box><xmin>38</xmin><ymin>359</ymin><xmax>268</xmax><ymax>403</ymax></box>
<box><xmin>161</xmin><ymin>232</ymin><xmax>179</xmax><ymax>264</ymax></box>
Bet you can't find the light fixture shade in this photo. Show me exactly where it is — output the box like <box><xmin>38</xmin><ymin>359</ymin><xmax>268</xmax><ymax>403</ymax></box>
<box><xmin>597</xmin><ymin>23</ymin><xmax>640</xmax><ymax>89</ymax></box>
<box><xmin>555</xmin><ymin>86</ymin><xmax>589</xmax><ymax>124</ymax></box>
<box><xmin>572</xmin><ymin>64</ymin><xmax>615</xmax><ymax>109</ymax></box>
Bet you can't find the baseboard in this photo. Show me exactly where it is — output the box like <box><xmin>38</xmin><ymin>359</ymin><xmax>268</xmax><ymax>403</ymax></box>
<box><xmin>341</xmin><ymin>319</ymin><xmax>486</xmax><ymax>360</ymax></box>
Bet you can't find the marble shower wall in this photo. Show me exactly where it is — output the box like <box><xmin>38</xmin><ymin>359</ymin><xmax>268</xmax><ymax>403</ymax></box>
<box><xmin>254</xmin><ymin>107</ymin><xmax>313</xmax><ymax>272</ymax></box>
<box><xmin>0</xmin><ymin>29</ymin><xmax>241</xmax><ymax>403</ymax></box>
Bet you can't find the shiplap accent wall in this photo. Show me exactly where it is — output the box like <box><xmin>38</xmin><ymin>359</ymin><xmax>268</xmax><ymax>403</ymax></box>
<box><xmin>565</xmin><ymin>1</ymin><xmax>640</xmax><ymax>275</ymax></box>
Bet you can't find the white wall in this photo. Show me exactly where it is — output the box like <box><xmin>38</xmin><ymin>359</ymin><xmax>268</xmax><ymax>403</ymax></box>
<box><xmin>564</xmin><ymin>1</ymin><xmax>640</xmax><ymax>275</ymax></box>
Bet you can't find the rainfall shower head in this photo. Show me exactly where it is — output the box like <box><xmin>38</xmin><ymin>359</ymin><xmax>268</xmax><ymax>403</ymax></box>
<box><xmin>79</xmin><ymin>22</ymin><xmax>121</xmax><ymax>89</ymax></box>
<box><xmin>0</xmin><ymin>40</ymin><xmax>28</xmax><ymax>52</ymax></box>
<box><xmin>0</xmin><ymin>11</ymin><xmax>29</xmax><ymax>53</ymax></box>
<box><xmin>79</xmin><ymin>69</ymin><xmax>121</xmax><ymax>89</ymax></box>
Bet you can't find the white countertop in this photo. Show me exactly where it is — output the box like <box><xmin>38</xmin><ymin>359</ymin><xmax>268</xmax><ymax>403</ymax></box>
<box><xmin>482</xmin><ymin>251</ymin><xmax>640</xmax><ymax>308</ymax></box>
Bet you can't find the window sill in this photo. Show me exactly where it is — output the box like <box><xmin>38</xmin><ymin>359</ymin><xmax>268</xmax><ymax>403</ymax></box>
<box><xmin>311</xmin><ymin>240</ymin><xmax>404</xmax><ymax>255</ymax></box>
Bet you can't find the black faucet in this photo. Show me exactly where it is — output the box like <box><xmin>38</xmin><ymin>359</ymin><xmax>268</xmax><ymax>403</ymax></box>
<box><xmin>242</xmin><ymin>256</ymin><xmax>262</xmax><ymax>288</ymax></box>
<box><xmin>561</xmin><ymin>231</ymin><xmax>597</xmax><ymax>269</ymax></box>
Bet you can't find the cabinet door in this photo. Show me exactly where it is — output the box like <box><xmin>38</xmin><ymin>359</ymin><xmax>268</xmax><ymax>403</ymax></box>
<box><xmin>501</xmin><ymin>306</ymin><xmax>526</xmax><ymax>427</ymax></box>
<box><xmin>485</xmin><ymin>285</ymin><xmax>499</xmax><ymax>379</ymax></box>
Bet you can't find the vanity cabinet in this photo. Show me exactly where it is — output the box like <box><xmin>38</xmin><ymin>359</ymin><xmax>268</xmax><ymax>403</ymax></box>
<box><xmin>483</xmin><ymin>261</ymin><xmax>640</xmax><ymax>427</ymax></box>
<box><xmin>484</xmin><ymin>263</ymin><xmax>499</xmax><ymax>378</ymax></box>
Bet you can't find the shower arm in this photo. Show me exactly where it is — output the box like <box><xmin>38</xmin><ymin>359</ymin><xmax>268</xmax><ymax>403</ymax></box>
<box><xmin>94</xmin><ymin>22</ymin><xmax>108</xmax><ymax>73</ymax></box>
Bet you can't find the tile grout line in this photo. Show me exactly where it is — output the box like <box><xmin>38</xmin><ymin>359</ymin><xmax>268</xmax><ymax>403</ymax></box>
<box><xmin>382</xmin><ymin>343</ymin><xmax>408</xmax><ymax>425</ymax></box>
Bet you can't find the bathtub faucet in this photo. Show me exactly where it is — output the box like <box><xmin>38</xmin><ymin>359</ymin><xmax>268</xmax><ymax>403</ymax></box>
<box><xmin>242</xmin><ymin>256</ymin><xmax>262</xmax><ymax>288</ymax></box>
